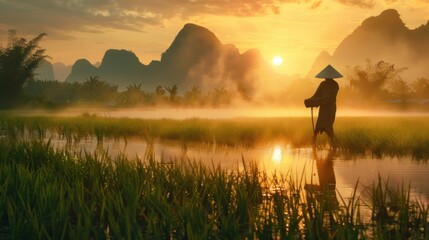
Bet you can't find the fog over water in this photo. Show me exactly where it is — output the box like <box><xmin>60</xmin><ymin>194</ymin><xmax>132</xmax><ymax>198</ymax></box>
<box><xmin>6</xmin><ymin>107</ymin><xmax>429</xmax><ymax>119</ymax></box>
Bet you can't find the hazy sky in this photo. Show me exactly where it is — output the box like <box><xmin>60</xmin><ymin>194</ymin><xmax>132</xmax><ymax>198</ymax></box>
<box><xmin>1</xmin><ymin>0</ymin><xmax>428</xmax><ymax>76</ymax></box>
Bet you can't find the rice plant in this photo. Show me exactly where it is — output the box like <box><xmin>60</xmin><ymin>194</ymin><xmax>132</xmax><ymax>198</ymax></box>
<box><xmin>2</xmin><ymin>115</ymin><xmax>429</xmax><ymax>159</ymax></box>
<box><xmin>0</xmin><ymin>138</ymin><xmax>427</xmax><ymax>239</ymax></box>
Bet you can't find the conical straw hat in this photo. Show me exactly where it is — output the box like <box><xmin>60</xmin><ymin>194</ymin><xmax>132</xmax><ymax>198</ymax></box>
<box><xmin>315</xmin><ymin>65</ymin><xmax>343</xmax><ymax>79</ymax></box>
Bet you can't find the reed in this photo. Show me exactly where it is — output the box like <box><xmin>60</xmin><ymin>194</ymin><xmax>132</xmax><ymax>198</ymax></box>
<box><xmin>0</xmin><ymin>138</ymin><xmax>427</xmax><ymax>239</ymax></box>
<box><xmin>2</xmin><ymin>115</ymin><xmax>429</xmax><ymax>159</ymax></box>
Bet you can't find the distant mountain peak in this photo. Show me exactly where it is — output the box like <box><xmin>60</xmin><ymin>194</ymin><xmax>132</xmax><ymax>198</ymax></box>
<box><xmin>316</xmin><ymin>50</ymin><xmax>332</xmax><ymax>59</ymax></box>
<box><xmin>34</xmin><ymin>59</ymin><xmax>55</xmax><ymax>80</ymax></box>
<box><xmin>65</xmin><ymin>23</ymin><xmax>280</xmax><ymax>96</ymax></box>
<box><xmin>99</xmin><ymin>49</ymin><xmax>142</xmax><ymax>70</ymax></box>
<box><xmin>380</xmin><ymin>9</ymin><xmax>400</xmax><ymax>18</ymax></box>
<box><xmin>183</xmin><ymin>23</ymin><xmax>212</xmax><ymax>32</ymax></box>
<box><xmin>308</xmin><ymin>8</ymin><xmax>429</xmax><ymax>81</ymax></box>
<box><xmin>360</xmin><ymin>8</ymin><xmax>406</xmax><ymax>32</ymax></box>
<box><xmin>72</xmin><ymin>59</ymin><xmax>95</xmax><ymax>70</ymax></box>
<box><xmin>169</xmin><ymin>23</ymin><xmax>221</xmax><ymax>49</ymax></box>
<box><xmin>65</xmin><ymin>58</ymin><xmax>98</xmax><ymax>82</ymax></box>
<box><xmin>179</xmin><ymin>23</ymin><xmax>219</xmax><ymax>42</ymax></box>
<box><xmin>306</xmin><ymin>51</ymin><xmax>332</xmax><ymax>78</ymax></box>
<box><xmin>161</xmin><ymin>23</ymin><xmax>222</xmax><ymax>65</ymax></box>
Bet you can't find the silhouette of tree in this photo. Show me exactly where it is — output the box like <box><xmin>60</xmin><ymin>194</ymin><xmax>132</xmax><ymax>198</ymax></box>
<box><xmin>411</xmin><ymin>78</ymin><xmax>429</xmax><ymax>99</ymax></box>
<box><xmin>184</xmin><ymin>85</ymin><xmax>202</xmax><ymax>106</ymax></box>
<box><xmin>155</xmin><ymin>85</ymin><xmax>165</xmax><ymax>97</ymax></box>
<box><xmin>24</xmin><ymin>79</ymin><xmax>80</xmax><ymax>105</ymax></box>
<box><xmin>210</xmin><ymin>87</ymin><xmax>232</xmax><ymax>106</ymax></box>
<box><xmin>0</xmin><ymin>30</ymin><xmax>48</xmax><ymax>108</ymax></box>
<box><xmin>152</xmin><ymin>85</ymin><xmax>166</xmax><ymax>104</ymax></box>
<box><xmin>121</xmin><ymin>83</ymin><xmax>144</xmax><ymax>106</ymax></box>
<box><xmin>164</xmin><ymin>84</ymin><xmax>178</xmax><ymax>103</ymax></box>
<box><xmin>347</xmin><ymin>60</ymin><xmax>406</xmax><ymax>102</ymax></box>
<box><xmin>390</xmin><ymin>79</ymin><xmax>410</xmax><ymax>101</ymax></box>
<box><xmin>82</xmin><ymin>76</ymin><xmax>118</xmax><ymax>104</ymax></box>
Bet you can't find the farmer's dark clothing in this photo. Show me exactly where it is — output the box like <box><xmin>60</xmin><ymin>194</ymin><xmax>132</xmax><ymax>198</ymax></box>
<box><xmin>309</xmin><ymin>79</ymin><xmax>339</xmax><ymax>136</ymax></box>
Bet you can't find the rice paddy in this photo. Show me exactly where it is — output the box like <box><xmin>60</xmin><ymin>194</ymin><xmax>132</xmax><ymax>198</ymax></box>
<box><xmin>1</xmin><ymin>114</ymin><xmax>429</xmax><ymax>159</ymax></box>
<box><xmin>0</xmin><ymin>114</ymin><xmax>428</xmax><ymax>239</ymax></box>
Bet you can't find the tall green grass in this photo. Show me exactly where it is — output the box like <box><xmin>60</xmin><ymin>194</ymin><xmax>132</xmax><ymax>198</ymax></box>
<box><xmin>2</xmin><ymin>115</ymin><xmax>429</xmax><ymax>159</ymax></box>
<box><xmin>0</xmin><ymin>139</ymin><xmax>427</xmax><ymax>239</ymax></box>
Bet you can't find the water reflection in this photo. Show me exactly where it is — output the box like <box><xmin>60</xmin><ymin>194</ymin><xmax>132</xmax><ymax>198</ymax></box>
<box><xmin>271</xmin><ymin>145</ymin><xmax>282</xmax><ymax>164</ymax></box>
<box><xmin>305</xmin><ymin>148</ymin><xmax>339</xmax><ymax>211</ymax></box>
<box><xmin>312</xmin><ymin>148</ymin><xmax>337</xmax><ymax>194</ymax></box>
<box><xmin>50</xmin><ymin>137</ymin><xmax>429</xmax><ymax>202</ymax></box>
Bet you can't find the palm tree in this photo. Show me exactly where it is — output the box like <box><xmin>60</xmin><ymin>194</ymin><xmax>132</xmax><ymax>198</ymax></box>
<box><xmin>0</xmin><ymin>30</ymin><xmax>48</xmax><ymax>108</ymax></box>
<box><xmin>82</xmin><ymin>76</ymin><xmax>118</xmax><ymax>103</ymax></box>
<box><xmin>155</xmin><ymin>85</ymin><xmax>165</xmax><ymax>97</ymax></box>
<box><xmin>164</xmin><ymin>84</ymin><xmax>178</xmax><ymax>103</ymax></box>
<box><xmin>122</xmin><ymin>83</ymin><xmax>144</xmax><ymax>106</ymax></box>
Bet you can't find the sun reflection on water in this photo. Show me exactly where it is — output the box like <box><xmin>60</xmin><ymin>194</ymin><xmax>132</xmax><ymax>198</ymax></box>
<box><xmin>271</xmin><ymin>145</ymin><xmax>282</xmax><ymax>164</ymax></box>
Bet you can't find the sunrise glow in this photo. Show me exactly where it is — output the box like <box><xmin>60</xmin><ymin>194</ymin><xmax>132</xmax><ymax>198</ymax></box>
<box><xmin>1</xmin><ymin>0</ymin><xmax>429</xmax><ymax>238</ymax></box>
<box><xmin>0</xmin><ymin>1</ymin><xmax>427</xmax><ymax>76</ymax></box>
<box><xmin>272</xmin><ymin>56</ymin><xmax>283</xmax><ymax>66</ymax></box>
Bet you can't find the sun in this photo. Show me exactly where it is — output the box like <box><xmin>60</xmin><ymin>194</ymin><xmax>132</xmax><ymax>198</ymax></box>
<box><xmin>272</xmin><ymin>56</ymin><xmax>283</xmax><ymax>66</ymax></box>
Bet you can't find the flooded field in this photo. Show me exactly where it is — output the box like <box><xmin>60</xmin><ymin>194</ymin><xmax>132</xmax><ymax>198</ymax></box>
<box><xmin>52</xmin><ymin>137</ymin><xmax>429</xmax><ymax>202</ymax></box>
<box><xmin>2</xmin><ymin>113</ymin><xmax>429</xmax><ymax>238</ymax></box>
<box><xmin>2</xmin><ymin>112</ymin><xmax>429</xmax><ymax>202</ymax></box>
<box><xmin>5</xmin><ymin>107</ymin><xmax>429</xmax><ymax>119</ymax></box>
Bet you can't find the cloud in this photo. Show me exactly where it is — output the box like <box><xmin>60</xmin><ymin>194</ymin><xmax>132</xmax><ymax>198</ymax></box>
<box><xmin>0</xmin><ymin>0</ymin><xmax>303</xmax><ymax>38</ymax></box>
<box><xmin>0</xmin><ymin>0</ymin><xmax>160</xmax><ymax>38</ymax></box>
<box><xmin>310</xmin><ymin>1</ymin><xmax>323</xmax><ymax>9</ymax></box>
<box><xmin>334</xmin><ymin>0</ymin><xmax>376</xmax><ymax>8</ymax></box>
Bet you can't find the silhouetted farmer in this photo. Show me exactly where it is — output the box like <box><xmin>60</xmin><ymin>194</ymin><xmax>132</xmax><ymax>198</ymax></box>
<box><xmin>304</xmin><ymin>65</ymin><xmax>342</xmax><ymax>146</ymax></box>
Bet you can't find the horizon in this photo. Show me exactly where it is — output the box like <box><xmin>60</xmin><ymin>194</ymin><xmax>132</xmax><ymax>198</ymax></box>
<box><xmin>2</xmin><ymin>1</ymin><xmax>429</xmax><ymax>237</ymax></box>
<box><xmin>1</xmin><ymin>1</ymin><xmax>429</xmax><ymax>76</ymax></box>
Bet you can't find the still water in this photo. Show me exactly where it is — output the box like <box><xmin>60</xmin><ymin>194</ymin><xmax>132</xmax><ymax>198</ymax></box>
<box><xmin>10</xmin><ymin>107</ymin><xmax>429</xmax><ymax>119</ymax></box>
<box><xmin>52</xmin><ymin>137</ymin><xmax>429</xmax><ymax>203</ymax></box>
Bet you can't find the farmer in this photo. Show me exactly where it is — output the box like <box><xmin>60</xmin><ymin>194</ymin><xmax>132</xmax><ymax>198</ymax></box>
<box><xmin>304</xmin><ymin>65</ymin><xmax>342</xmax><ymax>146</ymax></box>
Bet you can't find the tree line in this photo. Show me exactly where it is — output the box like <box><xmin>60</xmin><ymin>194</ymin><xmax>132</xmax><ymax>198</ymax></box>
<box><xmin>0</xmin><ymin>30</ymin><xmax>235</xmax><ymax>108</ymax></box>
<box><xmin>23</xmin><ymin>77</ymin><xmax>234</xmax><ymax>107</ymax></box>
<box><xmin>340</xmin><ymin>60</ymin><xmax>429</xmax><ymax>107</ymax></box>
<box><xmin>2</xmin><ymin>31</ymin><xmax>429</xmax><ymax>109</ymax></box>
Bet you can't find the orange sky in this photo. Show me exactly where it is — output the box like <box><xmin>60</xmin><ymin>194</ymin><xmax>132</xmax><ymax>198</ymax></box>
<box><xmin>1</xmin><ymin>0</ymin><xmax>428</xmax><ymax>76</ymax></box>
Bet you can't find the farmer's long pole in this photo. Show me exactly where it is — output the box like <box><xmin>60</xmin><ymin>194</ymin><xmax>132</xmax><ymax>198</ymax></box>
<box><xmin>311</xmin><ymin>107</ymin><xmax>315</xmax><ymax>133</ymax></box>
